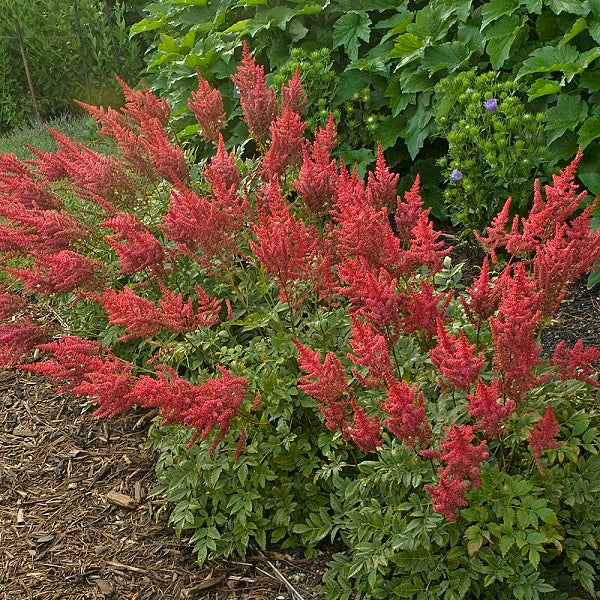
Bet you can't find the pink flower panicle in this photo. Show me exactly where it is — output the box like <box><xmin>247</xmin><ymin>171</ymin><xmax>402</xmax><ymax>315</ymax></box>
<box><xmin>404</xmin><ymin>212</ymin><xmax>451</xmax><ymax>273</ymax></box>
<box><xmin>231</xmin><ymin>43</ymin><xmax>277</xmax><ymax>145</ymax></box>
<box><xmin>381</xmin><ymin>379</ymin><xmax>431</xmax><ymax>447</ymax></box>
<box><xmin>528</xmin><ymin>406</ymin><xmax>561</xmax><ymax>473</ymax></box>
<box><xmin>337</xmin><ymin>256</ymin><xmax>402</xmax><ymax>334</ymax></box>
<box><xmin>203</xmin><ymin>134</ymin><xmax>241</xmax><ymax>191</ymax></box>
<box><xmin>188</xmin><ymin>69</ymin><xmax>226</xmax><ymax>143</ymax></box>
<box><xmin>346</xmin><ymin>401</ymin><xmax>383</xmax><ymax>453</ymax></box>
<box><xmin>21</xmin><ymin>335</ymin><xmax>105</xmax><ymax>393</ymax></box>
<box><xmin>101</xmin><ymin>213</ymin><xmax>165</xmax><ymax>275</ymax></box>
<box><xmin>158</xmin><ymin>283</ymin><xmax>221</xmax><ymax>331</ymax></box>
<box><xmin>394</xmin><ymin>175</ymin><xmax>424</xmax><ymax>241</ymax></box>
<box><xmin>0</xmin><ymin>319</ymin><xmax>52</xmax><ymax>367</ymax></box>
<box><xmin>552</xmin><ymin>340</ymin><xmax>600</xmax><ymax>388</ymax></box>
<box><xmin>280</xmin><ymin>68</ymin><xmax>307</xmax><ymax>115</ymax></box>
<box><xmin>366</xmin><ymin>144</ymin><xmax>398</xmax><ymax>212</ymax></box>
<box><xmin>421</xmin><ymin>424</ymin><xmax>489</xmax><ymax>520</ymax></box>
<box><xmin>4</xmin><ymin>251</ymin><xmax>101</xmax><ymax>295</ymax></box>
<box><xmin>347</xmin><ymin>316</ymin><xmax>394</xmax><ymax>388</ymax></box>
<box><xmin>183</xmin><ymin>367</ymin><xmax>249</xmax><ymax>452</ymax></box>
<box><xmin>250</xmin><ymin>178</ymin><xmax>317</xmax><ymax>300</ymax></box>
<box><xmin>461</xmin><ymin>257</ymin><xmax>500</xmax><ymax>324</ymax></box>
<box><xmin>0</xmin><ymin>290</ymin><xmax>27</xmax><ymax>320</ymax></box>
<box><xmin>292</xmin><ymin>116</ymin><xmax>338</xmax><ymax>214</ymax></box>
<box><xmin>261</xmin><ymin>109</ymin><xmax>306</xmax><ymax>180</ymax></box>
<box><xmin>116</xmin><ymin>75</ymin><xmax>171</xmax><ymax>127</ymax></box>
<box><xmin>400</xmin><ymin>280</ymin><xmax>453</xmax><ymax>342</ymax></box>
<box><xmin>429</xmin><ymin>321</ymin><xmax>483</xmax><ymax>391</ymax></box>
<box><xmin>466</xmin><ymin>378</ymin><xmax>515</xmax><ymax>437</ymax></box>
<box><xmin>294</xmin><ymin>341</ymin><xmax>351</xmax><ymax>434</ymax></box>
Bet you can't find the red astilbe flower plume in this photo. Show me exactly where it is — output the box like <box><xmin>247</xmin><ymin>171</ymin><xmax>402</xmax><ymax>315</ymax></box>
<box><xmin>158</xmin><ymin>283</ymin><xmax>221</xmax><ymax>331</ymax></box>
<box><xmin>203</xmin><ymin>134</ymin><xmax>241</xmax><ymax>191</ymax></box>
<box><xmin>366</xmin><ymin>144</ymin><xmax>399</xmax><ymax>212</ymax></box>
<box><xmin>30</xmin><ymin>128</ymin><xmax>139</xmax><ymax>211</ymax></box>
<box><xmin>231</xmin><ymin>43</ymin><xmax>277</xmax><ymax>145</ymax></box>
<box><xmin>72</xmin><ymin>354</ymin><xmax>138</xmax><ymax>418</ymax></box>
<box><xmin>280</xmin><ymin>68</ymin><xmax>307</xmax><ymax>115</ymax></box>
<box><xmin>466</xmin><ymin>377</ymin><xmax>515</xmax><ymax>437</ymax></box>
<box><xmin>116</xmin><ymin>75</ymin><xmax>170</xmax><ymax>127</ymax></box>
<box><xmin>4</xmin><ymin>251</ymin><xmax>101</xmax><ymax>295</ymax></box>
<box><xmin>76</xmin><ymin>100</ymin><xmax>157</xmax><ymax>180</ymax></box>
<box><xmin>294</xmin><ymin>341</ymin><xmax>351</xmax><ymax>434</ymax></box>
<box><xmin>474</xmin><ymin>196</ymin><xmax>513</xmax><ymax>263</ymax></box>
<box><xmin>163</xmin><ymin>184</ymin><xmax>246</xmax><ymax>264</ymax></box>
<box><xmin>528</xmin><ymin>406</ymin><xmax>561</xmax><ymax>474</ymax></box>
<box><xmin>183</xmin><ymin>367</ymin><xmax>249</xmax><ymax>452</ymax></box>
<box><xmin>260</xmin><ymin>109</ymin><xmax>306</xmax><ymax>180</ymax></box>
<box><xmin>0</xmin><ymin>290</ymin><xmax>27</xmax><ymax>320</ymax></box>
<box><xmin>337</xmin><ymin>256</ymin><xmax>403</xmax><ymax>335</ymax></box>
<box><xmin>0</xmin><ymin>152</ymin><xmax>62</xmax><ymax>210</ymax></box>
<box><xmin>97</xmin><ymin>286</ymin><xmax>167</xmax><ymax>341</ymax></box>
<box><xmin>333</xmin><ymin>174</ymin><xmax>404</xmax><ymax>273</ymax></box>
<box><xmin>381</xmin><ymin>379</ymin><xmax>431</xmax><ymax>447</ymax></box>
<box><xmin>21</xmin><ymin>335</ymin><xmax>105</xmax><ymax>392</ymax></box>
<box><xmin>461</xmin><ymin>257</ymin><xmax>500</xmax><ymax>325</ymax></box>
<box><xmin>346</xmin><ymin>401</ymin><xmax>383</xmax><ymax>453</ymax></box>
<box><xmin>424</xmin><ymin>470</ymin><xmax>469</xmax><ymax>521</ymax></box>
<box><xmin>429</xmin><ymin>321</ymin><xmax>483</xmax><ymax>391</ymax></box>
<box><xmin>404</xmin><ymin>212</ymin><xmax>452</xmax><ymax>274</ymax></box>
<box><xmin>489</xmin><ymin>263</ymin><xmax>546</xmax><ymax>399</ymax></box>
<box><xmin>132</xmin><ymin>365</ymin><xmax>196</xmax><ymax>425</ymax></box>
<box><xmin>400</xmin><ymin>280</ymin><xmax>452</xmax><ymax>342</ymax></box>
<box><xmin>347</xmin><ymin>316</ymin><xmax>394</xmax><ymax>388</ymax></box>
<box><xmin>395</xmin><ymin>176</ymin><xmax>425</xmax><ymax>242</ymax></box>
<box><xmin>292</xmin><ymin>115</ymin><xmax>338</xmax><ymax>214</ymax></box>
<box><xmin>188</xmin><ymin>69</ymin><xmax>226</xmax><ymax>143</ymax></box>
<box><xmin>0</xmin><ymin>319</ymin><xmax>52</xmax><ymax>367</ymax></box>
<box><xmin>250</xmin><ymin>178</ymin><xmax>317</xmax><ymax>302</ymax></box>
<box><xmin>0</xmin><ymin>206</ymin><xmax>85</xmax><ymax>254</ymax></box>
<box><xmin>552</xmin><ymin>340</ymin><xmax>600</xmax><ymax>388</ymax></box>
<box><xmin>138</xmin><ymin>117</ymin><xmax>190</xmax><ymax>187</ymax></box>
<box><xmin>101</xmin><ymin>213</ymin><xmax>165</xmax><ymax>275</ymax></box>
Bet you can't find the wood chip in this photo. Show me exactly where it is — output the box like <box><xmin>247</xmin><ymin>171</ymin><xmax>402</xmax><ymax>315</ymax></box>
<box><xmin>106</xmin><ymin>491</ymin><xmax>137</xmax><ymax>510</ymax></box>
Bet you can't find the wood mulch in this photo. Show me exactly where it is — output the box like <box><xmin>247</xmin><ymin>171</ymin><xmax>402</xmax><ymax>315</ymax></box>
<box><xmin>0</xmin><ymin>371</ymin><xmax>325</xmax><ymax>600</ymax></box>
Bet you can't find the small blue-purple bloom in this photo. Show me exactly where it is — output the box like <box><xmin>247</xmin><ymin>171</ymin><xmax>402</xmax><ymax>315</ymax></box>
<box><xmin>450</xmin><ymin>169</ymin><xmax>463</xmax><ymax>182</ymax></box>
<box><xmin>483</xmin><ymin>98</ymin><xmax>498</xmax><ymax>112</ymax></box>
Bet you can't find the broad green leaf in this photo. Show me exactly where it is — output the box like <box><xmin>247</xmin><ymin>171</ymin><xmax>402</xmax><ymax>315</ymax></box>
<box><xmin>581</xmin><ymin>69</ymin><xmax>600</xmax><ymax>90</ymax></box>
<box><xmin>288</xmin><ymin>18</ymin><xmax>308</xmax><ymax>41</ymax></box>
<box><xmin>159</xmin><ymin>34</ymin><xmax>182</xmax><ymax>54</ymax></box>
<box><xmin>332</xmin><ymin>11</ymin><xmax>372</xmax><ymax>61</ymax></box>
<box><xmin>516</xmin><ymin>44</ymin><xmax>580</xmax><ymax>79</ymax></box>
<box><xmin>590</xmin><ymin>19</ymin><xmax>600</xmax><ymax>43</ymax></box>
<box><xmin>224</xmin><ymin>19</ymin><xmax>251</xmax><ymax>33</ymax></box>
<box><xmin>390</xmin><ymin>32</ymin><xmax>423</xmax><ymax>55</ymax></box>
<box><xmin>527</xmin><ymin>78</ymin><xmax>562</xmax><ymax>100</ymax></box>
<box><xmin>129</xmin><ymin>17</ymin><xmax>163</xmax><ymax>38</ymax></box>
<box><xmin>486</xmin><ymin>14</ymin><xmax>526</xmax><ymax>69</ymax></box>
<box><xmin>399</xmin><ymin>69</ymin><xmax>434</xmax><ymax>93</ymax></box>
<box><xmin>481</xmin><ymin>0</ymin><xmax>520</xmax><ymax>29</ymax></box>
<box><xmin>265</xmin><ymin>6</ymin><xmax>297</xmax><ymax>30</ymax></box>
<box><xmin>545</xmin><ymin>0</ymin><xmax>591</xmax><ymax>15</ymax></box>
<box><xmin>592</xmin><ymin>0</ymin><xmax>600</xmax><ymax>15</ymax></box>
<box><xmin>545</xmin><ymin>94</ymin><xmax>588</xmax><ymax>143</ymax></box>
<box><xmin>521</xmin><ymin>0</ymin><xmax>543</xmax><ymax>12</ymax></box>
<box><xmin>559</xmin><ymin>17</ymin><xmax>588</xmax><ymax>45</ymax></box>
<box><xmin>346</xmin><ymin>56</ymin><xmax>389</xmax><ymax>75</ymax></box>
<box><xmin>421</xmin><ymin>41</ymin><xmax>470</xmax><ymax>74</ymax></box>
<box><xmin>451</xmin><ymin>0</ymin><xmax>475</xmax><ymax>22</ymax></box>
<box><xmin>577</xmin><ymin>46</ymin><xmax>600</xmax><ymax>70</ymax></box>
<box><xmin>403</xmin><ymin>93</ymin><xmax>434</xmax><ymax>159</ymax></box>
<box><xmin>578</xmin><ymin>115</ymin><xmax>600</xmax><ymax>149</ymax></box>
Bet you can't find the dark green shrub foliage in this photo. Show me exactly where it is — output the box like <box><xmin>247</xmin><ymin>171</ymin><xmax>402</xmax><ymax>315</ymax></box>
<box><xmin>2</xmin><ymin>51</ymin><xmax>600</xmax><ymax>599</ymax></box>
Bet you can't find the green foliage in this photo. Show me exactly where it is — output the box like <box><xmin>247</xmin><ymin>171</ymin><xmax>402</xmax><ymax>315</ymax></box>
<box><xmin>435</xmin><ymin>70</ymin><xmax>548</xmax><ymax>230</ymax></box>
<box><xmin>0</xmin><ymin>0</ymin><xmax>143</xmax><ymax>132</ymax></box>
<box><xmin>132</xmin><ymin>0</ymin><xmax>600</xmax><ymax>216</ymax></box>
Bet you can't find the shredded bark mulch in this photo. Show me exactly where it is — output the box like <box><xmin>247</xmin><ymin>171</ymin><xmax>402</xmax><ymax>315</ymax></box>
<box><xmin>0</xmin><ymin>371</ymin><xmax>325</xmax><ymax>600</ymax></box>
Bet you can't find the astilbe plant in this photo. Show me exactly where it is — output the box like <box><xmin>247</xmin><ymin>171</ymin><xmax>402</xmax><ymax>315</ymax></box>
<box><xmin>2</xmin><ymin>47</ymin><xmax>600</xmax><ymax>600</ymax></box>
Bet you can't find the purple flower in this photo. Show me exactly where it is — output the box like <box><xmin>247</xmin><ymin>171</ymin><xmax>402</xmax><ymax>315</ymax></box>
<box><xmin>483</xmin><ymin>98</ymin><xmax>498</xmax><ymax>112</ymax></box>
<box><xmin>450</xmin><ymin>169</ymin><xmax>463</xmax><ymax>182</ymax></box>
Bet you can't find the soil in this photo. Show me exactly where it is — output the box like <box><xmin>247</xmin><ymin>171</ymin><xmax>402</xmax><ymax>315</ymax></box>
<box><xmin>1</xmin><ymin>278</ymin><xmax>599</xmax><ymax>600</ymax></box>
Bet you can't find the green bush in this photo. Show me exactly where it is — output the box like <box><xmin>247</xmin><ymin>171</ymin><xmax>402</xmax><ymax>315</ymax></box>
<box><xmin>0</xmin><ymin>0</ymin><xmax>143</xmax><ymax>132</ymax></box>
<box><xmin>2</xmin><ymin>53</ymin><xmax>600</xmax><ymax>599</ymax></box>
<box><xmin>131</xmin><ymin>0</ymin><xmax>600</xmax><ymax>220</ymax></box>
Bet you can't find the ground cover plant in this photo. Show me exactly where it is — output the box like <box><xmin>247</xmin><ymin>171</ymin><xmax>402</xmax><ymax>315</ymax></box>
<box><xmin>1</xmin><ymin>47</ymin><xmax>600</xmax><ymax>599</ymax></box>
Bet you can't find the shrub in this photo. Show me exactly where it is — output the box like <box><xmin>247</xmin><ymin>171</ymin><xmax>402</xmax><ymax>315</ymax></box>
<box><xmin>1</xmin><ymin>49</ymin><xmax>600</xmax><ymax>599</ymax></box>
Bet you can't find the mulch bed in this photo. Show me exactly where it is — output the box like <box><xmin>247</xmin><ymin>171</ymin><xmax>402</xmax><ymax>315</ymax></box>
<box><xmin>1</xmin><ymin>278</ymin><xmax>600</xmax><ymax>599</ymax></box>
<box><xmin>0</xmin><ymin>371</ymin><xmax>325</xmax><ymax>600</ymax></box>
